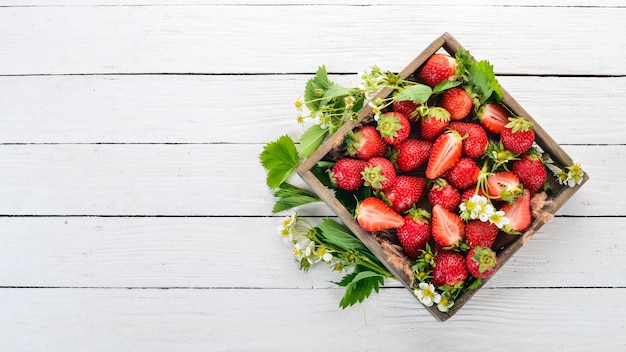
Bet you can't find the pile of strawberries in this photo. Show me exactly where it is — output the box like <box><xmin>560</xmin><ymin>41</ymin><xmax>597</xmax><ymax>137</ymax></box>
<box><xmin>327</xmin><ymin>52</ymin><xmax>548</xmax><ymax>290</ymax></box>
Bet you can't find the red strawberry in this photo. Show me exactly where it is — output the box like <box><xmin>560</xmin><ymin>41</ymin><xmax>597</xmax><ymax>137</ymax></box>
<box><xmin>420</xmin><ymin>107</ymin><xmax>450</xmax><ymax>142</ymax></box>
<box><xmin>433</xmin><ymin>250</ymin><xmax>468</xmax><ymax>287</ymax></box>
<box><xmin>362</xmin><ymin>157</ymin><xmax>396</xmax><ymax>190</ymax></box>
<box><xmin>466</xmin><ymin>246</ymin><xmax>498</xmax><ymax>279</ymax></box>
<box><xmin>377</xmin><ymin>112</ymin><xmax>411</xmax><ymax>145</ymax></box>
<box><xmin>428</xmin><ymin>179</ymin><xmax>461</xmax><ymax>212</ymax></box>
<box><xmin>477</xmin><ymin>103</ymin><xmax>510</xmax><ymax>134</ymax></box>
<box><xmin>440</xmin><ymin>87</ymin><xmax>472</xmax><ymax>120</ymax></box>
<box><xmin>487</xmin><ymin>171</ymin><xmax>522</xmax><ymax>202</ymax></box>
<box><xmin>344</xmin><ymin>125</ymin><xmax>387</xmax><ymax>160</ymax></box>
<box><xmin>396</xmin><ymin>208</ymin><xmax>431</xmax><ymax>260</ymax></box>
<box><xmin>329</xmin><ymin>158</ymin><xmax>367</xmax><ymax>191</ymax></box>
<box><xmin>448</xmin><ymin>121</ymin><xmax>488</xmax><ymax>158</ymax></box>
<box><xmin>500</xmin><ymin>189</ymin><xmax>532</xmax><ymax>232</ymax></box>
<box><xmin>356</xmin><ymin>197</ymin><xmax>405</xmax><ymax>232</ymax></box>
<box><xmin>431</xmin><ymin>204</ymin><xmax>465</xmax><ymax>247</ymax></box>
<box><xmin>501</xmin><ymin>117</ymin><xmax>535</xmax><ymax>154</ymax></box>
<box><xmin>416</xmin><ymin>54</ymin><xmax>457</xmax><ymax>87</ymax></box>
<box><xmin>442</xmin><ymin>157</ymin><xmax>480</xmax><ymax>191</ymax></box>
<box><xmin>425</xmin><ymin>130</ymin><xmax>463</xmax><ymax>180</ymax></box>
<box><xmin>382</xmin><ymin>176</ymin><xmax>427</xmax><ymax>213</ymax></box>
<box><xmin>392</xmin><ymin>100</ymin><xmax>421</xmax><ymax>121</ymax></box>
<box><xmin>512</xmin><ymin>151</ymin><xmax>547</xmax><ymax>195</ymax></box>
<box><xmin>460</xmin><ymin>187</ymin><xmax>485</xmax><ymax>203</ymax></box>
<box><xmin>391</xmin><ymin>139</ymin><xmax>432</xmax><ymax>172</ymax></box>
<box><xmin>465</xmin><ymin>220</ymin><xmax>499</xmax><ymax>248</ymax></box>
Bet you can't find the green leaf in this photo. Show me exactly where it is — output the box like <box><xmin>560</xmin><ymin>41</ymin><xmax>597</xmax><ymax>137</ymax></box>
<box><xmin>317</xmin><ymin>218</ymin><xmax>368</xmax><ymax>253</ymax></box>
<box><xmin>304</xmin><ymin>66</ymin><xmax>332</xmax><ymax>111</ymax></box>
<box><xmin>433</xmin><ymin>79</ymin><xmax>462</xmax><ymax>93</ymax></box>
<box><xmin>259</xmin><ymin>135</ymin><xmax>299</xmax><ymax>189</ymax></box>
<box><xmin>297</xmin><ymin>124</ymin><xmax>329</xmax><ymax>159</ymax></box>
<box><xmin>467</xmin><ymin>60</ymin><xmax>503</xmax><ymax>103</ymax></box>
<box><xmin>335</xmin><ymin>268</ymin><xmax>385</xmax><ymax>308</ymax></box>
<box><xmin>272</xmin><ymin>183</ymin><xmax>321</xmax><ymax>213</ymax></box>
<box><xmin>393</xmin><ymin>84</ymin><xmax>433</xmax><ymax>104</ymax></box>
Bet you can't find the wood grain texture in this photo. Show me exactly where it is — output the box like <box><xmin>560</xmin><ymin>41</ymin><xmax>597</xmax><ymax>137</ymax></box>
<box><xmin>0</xmin><ymin>287</ymin><xmax>624</xmax><ymax>351</ymax></box>
<box><xmin>0</xmin><ymin>5</ymin><xmax>625</xmax><ymax>75</ymax></box>
<box><xmin>1</xmin><ymin>75</ymin><xmax>622</xmax><ymax>144</ymax></box>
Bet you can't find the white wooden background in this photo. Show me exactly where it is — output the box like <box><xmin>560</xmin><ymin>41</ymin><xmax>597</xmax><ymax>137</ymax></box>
<box><xmin>1</xmin><ymin>1</ymin><xmax>625</xmax><ymax>351</ymax></box>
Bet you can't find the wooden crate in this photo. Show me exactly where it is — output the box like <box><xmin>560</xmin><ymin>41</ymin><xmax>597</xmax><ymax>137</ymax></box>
<box><xmin>296</xmin><ymin>32</ymin><xmax>589</xmax><ymax>321</ymax></box>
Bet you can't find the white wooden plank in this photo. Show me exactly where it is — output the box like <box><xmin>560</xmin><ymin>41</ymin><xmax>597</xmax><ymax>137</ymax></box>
<box><xmin>0</xmin><ymin>216</ymin><xmax>624</xmax><ymax>288</ymax></box>
<box><xmin>0</xmin><ymin>287</ymin><xmax>624</xmax><ymax>351</ymax></box>
<box><xmin>0</xmin><ymin>74</ymin><xmax>623</xmax><ymax>144</ymax></box>
<box><xmin>0</xmin><ymin>144</ymin><xmax>614</xmax><ymax>216</ymax></box>
<box><xmin>3</xmin><ymin>1</ymin><xmax>625</xmax><ymax>6</ymax></box>
<box><xmin>0</xmin><ymin>5</ymin><xmax>625</xmax><ymax>75</ymax></box>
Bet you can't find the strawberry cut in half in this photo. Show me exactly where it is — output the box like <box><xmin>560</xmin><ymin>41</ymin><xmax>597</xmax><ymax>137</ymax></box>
<box><xmin>486</xmin><ymin>171</ymin><xmax>523</xmax><ymax>202</ymax></box>
<box><xmin>477</xmin><ymin>103</ymin><xmax>510</xmax><ymax>134</ymax></box>
<box><xmin>356</xmin><ymin>197</ymin><xmax>405</xmax><ymax>232</ymax></box>
<box><xmin>431</xmin><ymin>204</ymin><xmax>465</xmax><ymax>247</ymax></box>
<box><xmin>500</xmin><ymin>189</ymin><xmax>532</xmax><ymax>233</ymax></box>
<box><xmin>425</xmin><ymin>130</ymin><xmax>463</xmax><ymax>180</ymax></box>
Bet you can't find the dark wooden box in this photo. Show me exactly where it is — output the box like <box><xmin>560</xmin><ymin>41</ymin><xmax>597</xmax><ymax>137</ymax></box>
<box><xmin>296</xmin><ymin>32</ymin><xmax>589</xmax><ymax>321</ymax></box>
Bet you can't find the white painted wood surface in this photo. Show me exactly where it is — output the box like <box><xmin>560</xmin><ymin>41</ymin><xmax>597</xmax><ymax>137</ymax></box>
<box><xmin>1</xmin><ymin>2</ymin><xmax>624</xmax><ymax>351</ymax></box>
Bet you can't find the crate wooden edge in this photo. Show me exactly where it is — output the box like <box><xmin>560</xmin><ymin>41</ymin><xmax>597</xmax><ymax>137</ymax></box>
<box><xmin>297</xmin><ymin>32</ymin><xmax>589</xmax><ymax>322</ymax></box>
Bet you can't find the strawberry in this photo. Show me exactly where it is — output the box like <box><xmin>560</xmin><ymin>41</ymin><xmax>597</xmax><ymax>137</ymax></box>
<box><xmin>362</xmin><ymin>157</ymin><xmax>396</xmax><ymax>190</ymax></box>
<box><xmin>416</xmin><ymin>53</ymin><xmax>457</xmax><ymax>87</ymax></box>
<box><xmin>465</xmin><ymin>220</ymin><xmax>499</xmax><ymax>248</ymax></box>
<box><xmin>448</xmin><ymin>121</ymin><xmax>488</xmax><ymax>158</ymax></box>
<box><xmin>343</xmin><ymin>125</ymin><xmax>387</xmax><ymax>160</ymax></box>
<box><xmin>431</xmin><ymin>204</ymin><xmax>465</xmax><ymax>247</ymax></box>
<box><xmin>428</xmin><ymin>179</ymin><xmax>461</xmax><ymax>212</ymax></box>
<box><xmin>420</xmin><ymin>107</ymin><xmax>450</xmax><ymax>142</ymax></box>
<box><xmin>433</xmin><ymin>250</ymin><xmax>468</xmax><ymax>287</ymax></box>
<box><xmin>500</xmin><ymin>189</ymin><xmax>532</xmax><ymax>232</ymax></box>
<box><xmin>377</xmin><ymin>112</ymin><xmax>411</xmax><ymax>145</ymax></box>
<box><xmin>356</xmin><ymin>197</ymin><xmax>405</xmax><ymax>232</ymax></box>
<box><xmin>390</xmin><ymin>139</ymin><xmax>432</xmax><ymax>172</ymax></box>
<box><xmin>382</xmin><ymin>176</ymin><xmax>427</xmax><ymax>213</ymax></box>
<box><xmin>501</xmin><ymin>117</ymin><xmax>535</xmax><ymax>154</ymax></box>
<box><xmin>329</xmin><ymin>158</ymin><xmax>367</xmax><ymax>191</ymax></box>
<box><xmin>476</xmin><ymin>103</ymin><xmax>510</xmax><ymax>134</ymax></box>
<box><xmin>466</xmin><ymin>246</ymin><xmax>498</xmax><ymax>279</ymax></box>
<box><xmin>425</xmin><ymin>130</ymin><xmax>463</xmax><ymax>180</ymax></box>
<box><xmin>486</xmin><ymin>171</ymin><xmax>522</xmax><ymax>202</ymax></box>
<box><xmin>396</xmin><ymin>208</ymin><xmax>431</xmax><ymax>260</ymax></box>
<box><xmin>440</xmin><ymin>87</ymin><xmax>472</xmax><ymax>120</ymax></box>
<box><xmin>392</xmin><ymin>100</ymin><xmax>421</xmax><ymax>121</ymax></box>
<box><xmin>512</xmin><ymin>151</ymin><xmax>547</xmax><ymax>195</ymax></box>
<box><xmin>442</xmin><ymin>157</ymin><xmax>480</xmax><ymax>191</ymax></box>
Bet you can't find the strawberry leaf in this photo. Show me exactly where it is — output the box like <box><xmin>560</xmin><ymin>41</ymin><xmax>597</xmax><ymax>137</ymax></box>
<box><xmin>467</xmin><ymin>60</ymin><xmax>503</xmax><ymax>104</ymax></box>
<box><xmin>304</xmin><ymin>66</ymin><xmax>333</xmax><ymax>111</ymax></box>
<box><xmin>335</xmin><ymin>267</ymin><xmax>385</xmax><ymax>308</ymax></box>
<box><xmin>297</xmin><ymin>124</ymin><xmax>329</xmax><ymax>159</ymax></box>
<box><xmin>432</xmin><ymin>79</ymin><xmax>462</xmax><ymax>94</ymax></box>
<box><xmin>317</xmin><ymin>218</ymin><xmax>369</xmax><ymax>253</ymax></box>
<box><xmin>393</xmin><ymin>84</ymin><xmax>433</xmax><ymax>104</ymax></box>
<box><xmin>271</xmin><ymin>183</ymin><xmax>321</xmax><ymax>213</ymax></box>
<box><xmin>259</xmin><ymin>135</ymin><xmax>299</xmax><ymax>189</ymax></box>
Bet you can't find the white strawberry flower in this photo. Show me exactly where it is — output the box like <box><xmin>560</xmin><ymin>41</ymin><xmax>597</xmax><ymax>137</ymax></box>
<box><xmin>434</xmin><ymin>292</ymin><xmax>454</xmax><ymax>313</ymax></box>
<box><xmin>488</xmin><ymin>210</ymin><xmax>510</xmax><ymax>229</ymax></box>
<box><xmin>293</xmin><ymin>238</ymin><xmax>315</xmax><ymax>264</ymax></box>
<box><xmin>314</xmin><ymin>245</ymin><xmax>333</xmax><ymax>263</ymax></box>
<box><xmin>414</xmin><ymin>282</ymin><xmax>440</xmax><ymax>307</ymax></box>
<box><xmin>460</xmin><ymin>195</ymin><xmax>494</xmax><ymax>222</ymax></box>
<box><xmin>278</xmin><ymin>212</ymin><xmax>298</xmax><ymax>244</ymax></box>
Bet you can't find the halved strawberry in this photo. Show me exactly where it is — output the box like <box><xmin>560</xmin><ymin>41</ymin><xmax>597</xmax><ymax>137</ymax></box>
<box><xmin>377</xmin><ymin>112</ymin><xmax>411</xmax><ymax>145</ymax></box>
<box><xmin>356</xmin><ymin>197</ymin><xmax>405</xmax><ymax>232</ymax></box>
<box><xmin>440</xmin><ymin>87</ymin><xmax>472</xmax><ymax>120</ymax></box>
<box><xmin>416</xmin><ymin>54</ymin><xmax>457</xmax><ymax>87</ymax></box>
<box><xmin>382</xmin><ymin>176</ymin><xmax>427</xmax><ymax>213</ymax></box>
<box><xmin>390</xmin><ymin>139</ymin><xmax>432</xmax><ymax>172</ymax></box>
<box><xmin>431</xmin><ymin>204</ymin><xmax>465</xmax><ymax>247</ymax></box>
<box><xmin>500</xmin><ymin>189</ymin><xmax>532</xmax><ymax>233</ymax></box>
<box><xmin>477</xmin><ymin>103</ymin><xmax>510</xmax><ymax>134</ymax></box>
<box><xmin>425</xmin><ymin>130</ymin><xmax>463</xmax><ymax>180</ymax></box>
<box><xmin>486</xmin><ymin>171</ymin><xmax>522</xmax><ymax>202</ymax></box>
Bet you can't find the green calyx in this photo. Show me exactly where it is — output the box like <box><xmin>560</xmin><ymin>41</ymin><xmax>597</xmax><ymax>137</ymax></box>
<box><xmin>484</xmin><ymin>140</ymin><xmax>519</xmax><ymax>171</ymax></box>
<box><xmin>342</xmin><ymin>130</ymin><xmax>362</xmax><ymax>157</ymax></box>
<box><xmin>472</xmin><ymin>246</ymin><xmax>498</xmax><ymax>274</ymax></box>
<box><xmin>361</xmin><ymin>165</ymin><xmax>387</xmax><ymax>189</ymax></box>
<box><xmin>377</xmin><ymin>113</ymin><xmax>403</xmax><ymax>139</ymax></box>
<box><xmin>505</xmin><ymin>116</ymin><xmax>534</xmax><ymax>133</ymax></box>
<box><xmin>407</xmin><ymin>207</ymin><xmax>431</xmax><ymax>223</ymax></box>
